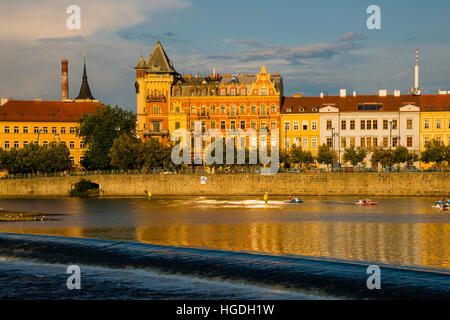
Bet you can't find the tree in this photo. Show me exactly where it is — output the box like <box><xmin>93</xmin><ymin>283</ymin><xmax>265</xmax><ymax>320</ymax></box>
<box><xmin>343</xmin><ymin>146</ymin><xmax>367</xmax><ymax>167</ymax></box>
<box><xmin>139</xmin><ymin>137</ymin><xmax>172</xmax><ymax>170</ymax></box>
<box><xmin>377</xmin><ymin>149</ymin><xmax>395</xmax><ymax>170</ymax></box>
<box><xmin>78</xmin><ymin>105</ymin><xmax>136</xmax><ymax>170</ymax></box>
<box><xmin>421</xmin><ymin>139</ymin><xmax>447</xmax><ymax>166</ymax></box>
<box><xmin>109</xmin><ymin>134</ymin><xmax>142</xmax><ymax>170</ymax></box>
<box><xmin>394</xmin><ymin>146</ymin><xmax>419</xmax><ymax>167</ymax></box>
<box><xmin>316</xmin><ymin>144</ymin><xmax>337</xmax><ymax>169</ymax></box>
<box><xmin>289</xmin><ymin>145</ymin><xmax>314</xmax><ymax>167</ymax></box>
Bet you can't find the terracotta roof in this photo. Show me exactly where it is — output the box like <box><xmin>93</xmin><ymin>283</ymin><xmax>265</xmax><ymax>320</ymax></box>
<box><xmin>0</xmin><ymin>100</ymin><xmax>103</xmax><ymax>122</ymax></box>
<box><xmin>419</xmin><ymin>94</ymin><xmax>450</xmax><ymax>111</ymax></box>
<box><xmin>281</xmin><ymin>95</ymin><xmax>421</xmax><ymax>113</ymax></box>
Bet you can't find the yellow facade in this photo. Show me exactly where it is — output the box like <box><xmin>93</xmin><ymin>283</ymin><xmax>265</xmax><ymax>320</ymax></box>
<box><xmin>0</xmin><ymin>121</ymin><xmax>86</xmax><ymax>167</ymax></box>
<box><xmin>280</xmin><ymin>113</ymin><xmax>321</xmax><ymax>155</ymax></box>
<box><xmin>420</xmin><ymin>111</ymin><xmax>450</xmax><ymax>149</ymax></box>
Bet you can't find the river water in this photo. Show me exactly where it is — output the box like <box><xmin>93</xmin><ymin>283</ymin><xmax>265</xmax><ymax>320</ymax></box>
<box><xmin>0</xmin><ymin>196</ymin><xmax>448</xmax><ymax>299</ymax></box>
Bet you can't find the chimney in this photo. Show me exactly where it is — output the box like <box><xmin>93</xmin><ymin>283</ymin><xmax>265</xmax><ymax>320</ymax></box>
<box><xmin>394</xmin><ymin>90</ymin><xmax>401</xmax><ymax>97</ymax></box>
<box><xmin>340</xmin><ymin>89</ymin><xmax>347</xmax><ymax>97</ymax></box>
<box><xmin>320</xmin><ymin>92</ymin><xmax>324</xmax><ymax>98</ymax></box>
<box><xmin>353</xmin><ymin>91</ymin><xmax>357</xmax><ymax>97</ymax></box>
<box><xmin>378</xmin><ymin>89</ymin><xmax>387</xmax><ymax>97</ymax></box>
<box><xmin>61</xmin><ymin>59</ymin><xmax>69</xmax><ymax>100</ymax></box>
<box><xmin>0</xmin><ymin>96</ymin><xmax>8</xmax><ymax>106</ymax></box>
<box><xmin>438</xmin><ymin>89</ymin><xmax>448</xmax><ymax>95</ymax></box>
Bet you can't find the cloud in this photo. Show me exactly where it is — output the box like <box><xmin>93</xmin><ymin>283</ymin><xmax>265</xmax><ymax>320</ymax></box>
<box><xmin>216</xmin><ymin>33</ymin><xmax>366</xmax><ymax>65</ymax></box>
<box><xmin>336</xmin><ymin>32</ymin><xmax>366</xmax><ymax>42</ymax></box>
<box><xmin>36</xmin><ymin>35</ymin><xmax>86</xmax><ymax>43</ymax></box>
<box><xmin>0</xmin><ymin>0</ymin><xmax>190</xmax><ymax>41</ymax></box>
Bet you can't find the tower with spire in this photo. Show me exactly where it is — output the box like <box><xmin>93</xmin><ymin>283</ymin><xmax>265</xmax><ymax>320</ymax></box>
<box><xmin>76</xmin><ymin>53</ymin><xmax>95</xmax><ymax>100</ymax></box>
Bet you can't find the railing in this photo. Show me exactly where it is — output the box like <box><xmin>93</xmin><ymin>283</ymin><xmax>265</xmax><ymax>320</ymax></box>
<box><xmin>1</xmin><ymin>166</ymin><xmax>449</xmax><ymax>179</ymax></box>
<box><xmin>146</xmin><ymin>95</ymin><xmax>166</xmax><ymax>102</ymax></box>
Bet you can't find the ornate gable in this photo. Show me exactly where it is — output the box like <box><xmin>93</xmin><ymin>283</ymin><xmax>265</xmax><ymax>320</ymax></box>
<box><xmin>250</xmin><ymin>65</ymin><xmax>277</xmax><ymax>96</ymax></box>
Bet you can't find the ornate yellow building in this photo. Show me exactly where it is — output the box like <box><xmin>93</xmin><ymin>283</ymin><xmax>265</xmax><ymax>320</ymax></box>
<box><xmin>135</xmin><ymin>41</ymin><xmax>283</xmax><ymax>149</ymax></box>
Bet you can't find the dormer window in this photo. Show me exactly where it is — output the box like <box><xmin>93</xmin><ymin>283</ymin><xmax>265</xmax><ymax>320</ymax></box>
<box><xmin>299</xmin><ymin>107</ymin><xmax>305</xmax><ymax>112</ymax></box>
<box><xmin>260</xmin><ymin>87</ymin><xmax>267</xmax><ymax>95</ymax></box>
<box><xmin>220</xmin><ymin>88</ymin><xmax>226</xmax><ymax>96</ymax></box>
<box><xmin>240</xmin><ymin>88</ymin><xmax>246</xmax><ymax>95</ymax></box>
<box><xmin>230</xmin><ymin>88</ymin><xmax>236</xmax><ymax>95</ymax></box>
<box><xmin>312</xmin><ymin>107</ymin><xmax>318</xmax><ymax>112</ymax></box>
<box><xmin>287</xmin><ymin>108</ymin><xmax>292</xmax><ymax>112</ymax></box>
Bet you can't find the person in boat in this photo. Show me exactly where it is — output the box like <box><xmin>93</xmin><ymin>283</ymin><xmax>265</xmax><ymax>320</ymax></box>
<box><xmin>359</xmin><ymin>198</ymin><xmax>363</xmax><ymax>204</ymax></box>
<box><xmin>288</xmin><ymin>196</ymin><xmax>293</xmax><ymax>201</ymax></box>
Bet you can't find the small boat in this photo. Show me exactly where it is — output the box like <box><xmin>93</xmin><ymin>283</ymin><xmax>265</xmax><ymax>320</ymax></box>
<box><xmin>433</xmin><ymin>201</ymin><xmax>449</xmax><ymax>210</ymax></box>
<box><xmin>284</xmin><ymin>198</ymin><xmax>303</xmax><ymax>204</ymax></box>
<box><xmin>355</xmin><ymin>199</ymin><xmax>378</xmax><ymax>206</ymax></box>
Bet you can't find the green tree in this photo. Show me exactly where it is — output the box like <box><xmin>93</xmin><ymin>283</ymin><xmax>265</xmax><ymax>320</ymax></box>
<box><xmin>421</xmin><ymin>139</ymin><xmax>447</xmax><ymax>166</ymax></box>
<box><xmin>109</xmin><ymin>134</ymin><xmax>142</xmax><ymax>170</ymax></box>
<box><xmin>316</xmin><ymin>143</ymin><xmax>337</xmax><ymax>169</ymax></box>
<box><xmin>139</xmin><ymin>138</ymin><xmax>172</xmax><ymax>170</ymax></box>
<box><xmin>343</xmin><ymin>146</ymin><xmax>367</xmax><ymax>167</ymax></box>
<box><xmin>378</xmin><ymin>149</ymin><xmax>396</xmax><ymax>170</ymax></box>
<box><xmin>78</xmin><ymin>105</ymin><xmax>136</xmax><ymax>170</ymax></box>
<box><xmin>289</xmin><ymin>145</ymin><xmax>314</xmax><ymax>167</ymax></box>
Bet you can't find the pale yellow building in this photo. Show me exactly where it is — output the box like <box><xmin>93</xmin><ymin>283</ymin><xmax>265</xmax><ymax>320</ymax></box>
<box><xmin>419</xmin><ymin>95</ymin><xmax>450</xmax><ymax>149</ymax></box>
<box><xmin>280</xmin><ymin>97</ymin><xmax>321</xmax><ymax>155</ymax></box>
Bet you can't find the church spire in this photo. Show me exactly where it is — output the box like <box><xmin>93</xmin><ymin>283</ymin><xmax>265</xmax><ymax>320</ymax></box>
<box><xmin>76</xmin><ymin>54</ymin><xmax>95</xmax><ymax>100</ymax></box>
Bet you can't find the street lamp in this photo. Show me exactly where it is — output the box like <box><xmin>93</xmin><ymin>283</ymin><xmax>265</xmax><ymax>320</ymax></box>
<box><xmin>389</xmin><ymin>120</ymin><xmax>393</xmax><ymax>150</ymax></box>
<box><xmin>330</xmin><ymin>127</ymin><xmax>339</xmax><ymax>170</ymax></box>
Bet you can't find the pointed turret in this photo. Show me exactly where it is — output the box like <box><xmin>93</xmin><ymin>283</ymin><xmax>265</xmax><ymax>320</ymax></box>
<box><xmin>76</xmin><ymin>57</ymin><xmax>95</xmax><ymax>100</ymax></box>
<box><xmin>145</xmin><ymin>40</ymin><xmax>177</xmax><ymax>74</ymax></box>
<box><xmin>135</xmin><ymin>51</ymin><xmax>146</xmax><ymax>69</ymax></box>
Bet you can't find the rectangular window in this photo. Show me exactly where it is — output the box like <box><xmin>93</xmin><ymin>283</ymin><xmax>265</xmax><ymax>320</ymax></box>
<box><xmin>424</xmin><ymin>137</ymin><xmax>430</xmax><ymax>146</ymax></box>
<box><xmin>350</xmin><ymin>137</ymin><xmax>355</xmax><ymax>147</ymax></box>
<box><xmin>70</xmin><ymin>141</ymin><xmax>75</xmax><ymax>149</ymax></box>
<box><xmin>251</xmin><ymin>105</ymin><xmax>256</xmax><ymax>113</ymax></box>
<box><xmin>367</xmin><ymin>137</ymin><xmax>372</xmax><ymax>148</ymax></box>
<box><xmin>383</xmin><ymin>137</ymin><xmax>389</xmax><ymax>148</ymax></box>
<box><xmin>311</xmin><ymin>121</ymin><xmax>317</xmax><ymax>130</ymax></box>
<box><xmin>52</xmin><ymin>127</ymin><xmax>57</xmax><ymax>134</ymax></box>
<box><xmin>360</xmin><ymin>137</ymin><xmax>366</xmax><ymax>147</ymax></box>
<box><xmin>392</xmin><ymin>136</ymin><xmax>398</xmax><ymax>147</ymax></box>
<box><xmin>43</xmin><ymin>141</ymin><xmax>48</xmax><ymax>148</ymax></box>
<box><xmin>383</xmin><ymin>120</ymin><xmax>388</xmax><ymax>130</ymax></box>
<box><xmin>407</xmin><ymin>119</ymin><xmax>413</xmax><ymax>130</ymax></box>
<box><xmin>271</xmin><ymin>121</ymin><xmax>276</xmax><ymax>129</ymax></box>
<box><xmin>23</xmin><ymin>141</ymin><xmax>28</xmax><ymax>147</ymax></box>
<box><xmin>373</xmin><ymin>120</ymin><xmax>378</xmax><ymax>130</ymax></box>
<box><xmin>23</xmin><ymin>127</ymin><xmax>28</xmax><ymax>133</ymax></box>
<box><xmin>14</xmin><ymin>141</ymin><xmax>19</xmax><ymax>148</ymax></box>
<box><xmin>251</xmin><ymin>121</ymin><xmax>256</xmax><ymax>130</ymax></box>
<box><xmin>14</xmin><ymin>127</ymin><xmax>19</xmax><ymax>133</ymax></box>
<box><xmin>261</xmin><ymin>121</ymin><xmax>267</xmax><ymax>129</ymax></box>
<box><xmin>220</xmin><ymin>121</ymin><xmax>226</xmax><ymax>130</ymax></box>
<box><xmin>220</xmin><ymin>106</ymin><xmax>226</xmax><ymax>114</ymax></box>
<box><xmin>61</xmin><ymin>127</ymin><xmax>66</xmax><ymax>134</ymax></box>
<box><xmin>360</xmin><ymin>120</ymin><xmax>365</xmax><ymax>130</ymax></box>
<box><xmin>240</xmin><ymin>121</ymin><xmax>246</xmax><ymax>130</ymax></box>
<box><xmin>350</xmin><ymin>120</ymin><xmax>355</xmax><ymax>130</ymax></box>
<box><xmin>341</xmin><ymin>137</ymin><xmax>346</xmax><ymax>148</ymax></box>
<box><xmin>326</xmin><ymin>120</ymin><xmax>332</xmax><ymax>130</ymax></box>
<box><xmin>327</xmin><ymin>137</ymin><xmax>333</xmax><ymax>147</ymax></box>
<box><xmin>43</xmin><ymin>127</ymin><xmax>48</xmax><ymax>133</ymax></box>
<box><xmin>302</xmin><ymin>121</ymin><xmax>308</xmax><ymax>131</ymax></box>
<box><xmin>4</xmin><ymin>141</ymin><xmax>9</xmax><ymax>149</ymax></box>
<box><xmin>69</xmin><ymin>157</ymin><xmax>74</xmax><ymax>167</ymax></box>
<box><xmin>373</xmin><ymin>137</ymin><xmax>378</xmax><ymax>147</ymax></box>
<box><xmin>175</xmin><ymin>122</ymin><xmax>180</xmax><ymax>130</ymax></box>
<box><xmin>34</xmin><ymin>127</ymin><xmax>39</xmax><ymax>133</ymax></box>
<box><xmin>392</xmin><ymin>120</ymin><xmax>398</xmax><ymax>130</ymax></box>
<box><xmin>271</xmin><ymin>105</ymin><xmax>276</xmax><ymax>113</ymax></box>
<box><xmin>4</xmin><ymin>127</ymin><xmax>9</xmax><ymax>133</ymax></box>
<box><xmin>436</xmin><ymin>119</ymin><xmax>442</xmax><ymax>129</ymax></box>
<box><xmin>210</xmin><ymin>121</ymin><xmax>215</xmax><ymax>130</ymax></box>
<box><xmin>311</xmin><ymin>138</ymin><xmax>317</xmax><ymax>149</ymax></box>
<box><xmin>230</xmin><ymin>121</ymin><xmax>235</xmax><ymax>130</ymax></box>
<box><xmin>341</xmin><ymin>120</ymin><xmax>346</xmax><ymax>130</ymax></box>
<box><xmin>302</xmin><ymin>138</ymin><xmax>308</xmax><ymax>149</ymax></box>
<box><xmin>367</xmin><ymin>120</ymin><xmax>372</xmax><ymax>130</ymax></box>
<box><xmin>293</xmin><ymin>121</ymin><xmax>299</xmax><ymax>131</ymax></box>
<box><xmin>284</xmin><ymin>121</ymin><xmax>290</xmax><ymax>131</ymax></box>
<box><xmin>80</xmin><ymin>141</ymin><xmax>85</xmax><ymax>149</ymax></box>
<box><xmin>424</xmin><ymin>119</ymin><xmax>430</xmax><ymax>129</ymax></box>
<box><xmin>284</xmin><ymin>138</ymin><xmax>290</xmax><ymax>149</ymax></box>
<box><xmin>407</xmin><ymin>137</ymin><xmax>413</xmax><ymax>147</ymax></box>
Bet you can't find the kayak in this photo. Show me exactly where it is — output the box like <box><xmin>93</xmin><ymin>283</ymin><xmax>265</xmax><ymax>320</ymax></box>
<box><xmin>284</xmin><ymin>198</ymin><xmax>303</xmax><ymax>203</ymax></box>
<box><xmin>355</xmin><ymin>201</ymin><xmax>378</xmax><ymax>206</ymax></box>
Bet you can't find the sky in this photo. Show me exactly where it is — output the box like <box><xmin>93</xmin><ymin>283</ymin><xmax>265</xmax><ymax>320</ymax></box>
<box><xmin>1</xmin><ymin>0</ymin><xmax>450</xmax><ymax>112</ymax></box>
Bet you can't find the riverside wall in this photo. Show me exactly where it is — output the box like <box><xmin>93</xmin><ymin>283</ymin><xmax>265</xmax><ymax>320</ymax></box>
<box><xmin>0</xmin><ymin>172</ymin><xmax>448</xmax><ymax>197</ymax></box>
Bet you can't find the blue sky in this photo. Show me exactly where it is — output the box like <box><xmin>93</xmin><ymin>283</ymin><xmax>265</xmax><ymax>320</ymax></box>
<box><xmin>1</xmin><ymin>0</ymin><xmax>450</xmax><ymax>111</ymax></box>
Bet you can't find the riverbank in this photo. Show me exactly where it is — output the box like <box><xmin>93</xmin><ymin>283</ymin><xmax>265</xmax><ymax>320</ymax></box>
<box><xmin>0</xmin><ymin>209</ymin><xmax>59</xmax><ymax>222</ymax></box>
<box><xmin>0</xmin><ymin>172</ymin><xmax>448</xmax><ymax>197</ymax></box>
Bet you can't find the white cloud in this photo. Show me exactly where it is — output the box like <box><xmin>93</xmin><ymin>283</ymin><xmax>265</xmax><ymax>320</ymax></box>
<box><xmin>0</xmin><ymin>0</ymin><xmax>190</xmax><ymax>40</ymax></box>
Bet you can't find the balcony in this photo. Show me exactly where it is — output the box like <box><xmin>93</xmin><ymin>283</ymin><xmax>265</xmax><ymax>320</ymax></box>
<box><xmin>197</xmin><ymin>112</ymin><xmax>210</xmax><ymax>119</ymax></box>
<box><xmin>258</xmin><ymin>112</ymin><xmax>269</xmax><ymax>118</ymax></box>
<box><xmin>147</xmin><ymin>95</ymin><xmax>166</xmax><ymax>102</ymax></box>
<box><xmin>143</xmin><ymin>129</ymin><xmax>169</xmax><ymax>137</ymax></box>
<box><xmin>227</xmin><ymin>112</ymin><xmax>239</xmax><ymax>119</ymax></box>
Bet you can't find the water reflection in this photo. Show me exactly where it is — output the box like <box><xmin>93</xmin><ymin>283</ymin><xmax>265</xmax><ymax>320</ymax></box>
<box><xmin>0</xmin><ymin>197</ymin><xmax>448</xmax><ymax>269</ymax></box>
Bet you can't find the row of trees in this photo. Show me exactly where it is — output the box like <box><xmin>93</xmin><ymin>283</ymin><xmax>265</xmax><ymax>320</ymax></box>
<box><xmin>280</xmin><ymin>141</ymin><xmax>450</xmax><ymax>170</ymax></box>
<box><xmin>0</xmin><ymin>143</ymin><xmax>70</xmax><ymax>174</ymax></box>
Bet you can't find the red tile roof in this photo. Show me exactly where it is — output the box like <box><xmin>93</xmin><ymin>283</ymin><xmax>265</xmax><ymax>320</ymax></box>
<box><xmin>0</xmin><ymin>100</ymin><xmax>103</xmax><ymax>122</ymax></box>
<box><xmin>419</xmin><ymin>95</ymin><xmax>450</xmax><ymax>112</ymax></box>
<box><xmin>281</xmin><ymin>95</ymin><xmax>422</xmax><ymax>113</ymax></box>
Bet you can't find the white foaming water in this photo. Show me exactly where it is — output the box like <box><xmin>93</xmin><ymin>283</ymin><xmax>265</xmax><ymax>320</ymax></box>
<box><xmin>0</xmin><ymin>258</ymin><xmax>330</xmax><ymax>300</ymax></box>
